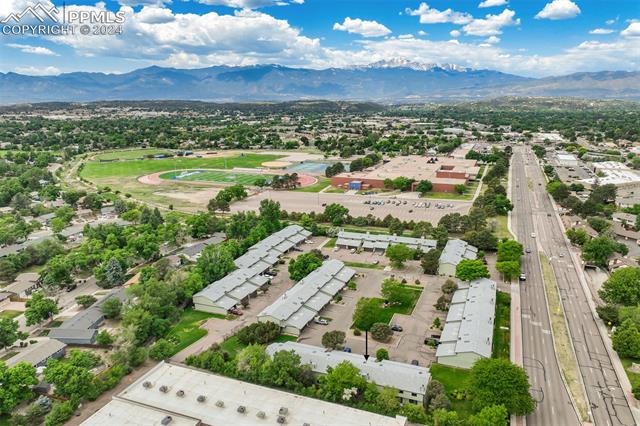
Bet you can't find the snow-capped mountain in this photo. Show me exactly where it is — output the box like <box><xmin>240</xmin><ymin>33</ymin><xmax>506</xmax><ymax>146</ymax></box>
<box><xmin>363</xmin><ymin>59</ymin><xmax>471</xmax><ymax>72</ymax></box>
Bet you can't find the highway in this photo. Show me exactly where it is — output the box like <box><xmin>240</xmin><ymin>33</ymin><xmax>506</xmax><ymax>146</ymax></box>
<box><xmin>511</xmin><ymin>147</ymin><xmax>579</xmax><ymax>426</ymax></box>
<box><xmin>512</xmin><ymin>146</ymin><xmax>636</xmax><ymax>426</ymax></box>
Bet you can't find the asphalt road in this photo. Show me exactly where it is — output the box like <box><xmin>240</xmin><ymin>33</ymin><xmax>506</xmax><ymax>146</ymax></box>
<box><xmin>514</xmin><ymin>146</ymin><xmax>636</xmax><ymax>426</ymax></box>
<box><xmin>511</xmin><ymin>147</ymin><xmax>579</xmax><ymax>426</ymax></box>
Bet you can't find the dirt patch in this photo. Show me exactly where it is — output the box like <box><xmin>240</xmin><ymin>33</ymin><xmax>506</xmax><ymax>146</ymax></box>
<box><xmin>155</xmin><ymin>188</ymin><xmax>221</xmax><ymax>205</ymax></box>
<box><xmin>262</xmin><ymin>160</ymin><xmax>292</xmax><ymax>168</ymax></box>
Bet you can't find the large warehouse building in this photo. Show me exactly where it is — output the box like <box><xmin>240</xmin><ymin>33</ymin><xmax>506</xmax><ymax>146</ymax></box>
<box><xmin>436</xmin><ymin>278</ymin><xmax>497</xmax><ymax>369</ymax></box>
<box><xmin>193</xmin><ymin>225</ymin><xmax>311</xmax><ymax>315</ymax></box>
<box><xmin>330</xmin><ymin>156</ymin><xmax>480</xmax><ymax>193</ymax></box>
<box><xmin>257</xmin><ymin>260</ymin><xmax>355</xmax><ymax>336</ymax></box>
<box><xmin>267</xmin><ymin>341</ymin><xmax>431</xmax><ymax>405</ymax></box>
<box><xmin>82</xmin><ymin>362</ymin><xmax>407</xmax><ymax>426</ymax></box>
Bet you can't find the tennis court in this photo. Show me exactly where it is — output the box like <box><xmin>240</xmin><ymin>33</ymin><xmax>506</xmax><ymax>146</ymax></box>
<box><xmin>160</xmin><ymin>170</ymin><xmax>274</xmax><ymax>185</ymax></box>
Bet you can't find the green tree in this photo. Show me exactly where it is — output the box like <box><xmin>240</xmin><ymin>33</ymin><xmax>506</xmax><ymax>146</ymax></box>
<box><xmin>587</xmin><ymin>217</ymin><xmax>611</xmax><ymax>233</ymax></box>
<box><xmin>321</xmin><ymin>330</ymin><xmax>346</xmax><ymax>350</ymax></box>
<box><xmin>424</xmin><ymin>379</ymin><xmax>449</xmax><ymax>412</ymax></box>
<box><xmin>288</xmin><ymin>250</ymin><xmax>324</xmax><ymax>281</ymax></box>
<box><xmin>566</xmin><ymin>228</ymin><xmax>588</xmax><ymax>246</ymax></box>
<box><xmin>149</xmin><ymin>339</ymin><xmax>176</xmax><ymax>361</ymax></box>
<box><xmin>352</xmin><ymin>298</ymin><xmax>379</xmax><ymax>331</ymax></box>
<box><xmin>400</xmin><ymin>403</ymin><xmax>428</xmax><ymax>423</ymax></box>
<box><xmin>0</xmin><ymin>318</ymin><xmax>27</xmax><ymax>350</ymax></box>
<box><xmin>385</xmin><ymin>244</ymin><xmax>413</xmax><ymax>268</ymax></box>
<box><xmin>100</xmin><ymin>257</ymin><xmax>125</xmax><ymax>288</ymax></box>
<box><xmin>259</xmin><ymin>199</ymin><xmax>282</xmax><ymax>233</ymax></box>
<box><xmin>0</xmin><ymin>362</ymin><xmax>38</xmax><ymax>415</ymax></box>
<box><xmin>236</xmin><ymin>322</ymin><xmax>282</xmax><ymax>345</ymax></box>
<box><xmin>416</xmin><ymin>180</ymin><xmax>433</xmax><ymax>194</ymax></box>
<box><xmin>323</xmin><ymin>203</ymin><xmax>349</xmax><ymax>226</ymax></box>
<box><xmin>599</xmin><ymin>267</ymin><xmax>640</xmax><ymax>306</ymax></box>
<box><xmin>497</xmin><ymin>240</ymin><xmax>523</xmax><ymax>262</ymax></box>
<box><xmin>75</xmin><ymin>295</ymin><xmax>97</xmax><ymax>309</ymax></box>
<box><xmin>381</xmin><ymin>278</ymin><xmax>414</xmax><ymax>306</ymax></box>
<box><xmin>455</xmin><ymin>259</ymin><xmax>490</xmax><ymax>281</ymax></box>
<box><xmin>67</xmin><ymin>349</ymin><xmax>101</xmax><ymax>369</ymax></box>
<box><xmin>454</xmin><ymin>184</ymin><xmax>467</xmax><ymax>195</ymax></box>
<box><xmin>96</xmin><ymin>330</ymin><xmax>113</xmax><ymax>346</ymax></box>
<box><xmin>100</xmin><ymin>297</ymin><xmax>122</xmax><ymax>319</ymax></box>
<box><xmin>375</xmin><ymin>348</ymin><xmax>389</xmax><ymax>361</ymax></box>
<box><xmin>433</xmin><ymin>409</ymin><xmax>463</xmax><ymax>426</ymax></box>
<box><xmin>236</xmin><ymin>344</ymin><xmax>269</xmax><ymax>382</ymax></box>
<box><xmin>318</xmin><ymin>361</ymin><xmax>367</xmax><ymax>402</ymax></box>
<box><xmin>261</xmin><ymin>349</ymin><xmax>310</xmax><ymax>388</ymax></box>
<box><xmin>468</xmin><ymin>358</ymin><xmax>535</xmax><ymax>415</ymax></box>
<box><xmin>612</xmin><ymin>319</ymin><xmax>640</xmax><ymax>358</ymax></box>
<box><xmin>44</xmin><ymin>400</ymin><xmax>77</xmax><ymax>426</ymax></box>
<box><xmin>582</xmin><ymin>236</ymin><xmax>627</xmax><ymax>267</ymax></box>
<box><xmin>25</xmin><ymin>292</ymin><xmax>59</xmax><ymax>326</ymax></box>
<box><xmin>376</xmin><ymin>386</ymin><xmax>400</xmax><ymax>414</ymax></box>
<box><xmin>496</xmin><ymin>261</ymin><xmax>521</xmax><ymax>281</ymax></box>
<box><xmin>370</xmin><ymin>322</ymin><xmax>392</xmax><ymax>342</ymax></box>
<box><xmin>421</xmin><ymin>249</ymin><xmax>442</xmax><ymax>275</ymax></box>
<box><xmin>43</xmin><ymin>360</ymin><xmax>93</xmax><ymax>398</ymax></box>
<box><xmin>196</xmin><ymin>243</ymin><xmax>237</xmax><ymax>283</ymax></box>
<box><xmin>468</xmin><ymin>404</ymin><xmax>509</xmax><ymax>426</ymax></box>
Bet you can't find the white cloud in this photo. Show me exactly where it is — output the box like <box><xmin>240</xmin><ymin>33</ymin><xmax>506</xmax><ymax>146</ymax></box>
<box><xmin>405</xmin><ymin>3</ymin><xmax>473</xmax><ymax>25</ymax></box>
<box><xmin>463</xmin><ymin>9</ymin><xmax>520</xmax><ymax>36</ymax></box>
<box><xmin>589</xmin><ymin>28</ymin><xmax>614</xmax><ymax>35</ymax></box>
<box><xmin>333</xmin><ymin>17</ymin><xmax>391</xmax><ymax>37</ymax></box>
<box><xmin>196</xmin><ymin>0</ymin><xmax>301</xmax><ymax>8</ymax></box>
<box><xmin>116</xmin><ymin>0</ymin><xmax>172</xmax><ymax>6</ymax></box>
<box><xmin>485</xmin><ymin>35</ymin><xmax>500</xmax><ymax>44</ymax></box>
<box><xmin>535</xmin><ymin>0</ymin><xmax>581</xmax><ymax>20</ymax></box>
<box><xmin>478</xmin><ymin>0</ymin><xmax>508</xmax><ymax>8</ymax></box>
<box><xmin>606</xmin><ymin>17</ymin><xmax>618</xmax><ymax>25</ymax></box>
<box><xmin>417</xmin><ymin>30</ymin><xmax>427</xmax><ymax>36</ymax></box>
<box><xmin>6</xmin><ymin>43</ymin><xmax>58</xmax><ymax>56</ymax></box>
<box><xmin>15</xmin><ymin>66</ymin><xmax>60</xmax><ymax>75</ymax></box>
<box><xmin>621</xmin><ymin>22</ymin><xmax>640</xmax><ymax>38</ymax></box>
<box><xmin>398</xmin><ymin>34</ymin><xmax>414</xmax><ymax>39</ymax></box>
<box><xmin>450</xmin><ymin>30</ymin><xmax>461</xmax><ymax>38</ymax></box>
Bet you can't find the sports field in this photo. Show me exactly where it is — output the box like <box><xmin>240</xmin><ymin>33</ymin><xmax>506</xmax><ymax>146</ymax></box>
<box><xmin>160</xmin><ymin>170</ymin><xmax>275</xmax><ymax>185</ymax></box>
<box><xmin>81</xmin><ymin>153</ymin><xmax>282</xmax><ymax>179</ymax></box>
<box><xmin>93</xmin><ymin>148</ymin><xmax>173</xmax><ymax>161</ymax></box>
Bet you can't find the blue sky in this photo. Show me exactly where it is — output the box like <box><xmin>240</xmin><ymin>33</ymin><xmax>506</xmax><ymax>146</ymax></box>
<box><xmin>0</xmin><ymin>0</ymin><xmax>638</xmax><ymax>77</ymax></box>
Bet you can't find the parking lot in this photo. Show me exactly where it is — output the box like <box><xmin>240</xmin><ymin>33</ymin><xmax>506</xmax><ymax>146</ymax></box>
<box><xmin>231</xmin><ymin>191</ymin><xmax>472</xmax><ymax>222</ymax></box>
<box><xmin>298</xmin><ymin>246</ymin><xmax>450</xmax><ymax>367</ymax></box>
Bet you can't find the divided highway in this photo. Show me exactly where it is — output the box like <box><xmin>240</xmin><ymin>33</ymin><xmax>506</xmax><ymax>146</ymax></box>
<box><xmin>512</xmin><ymin>146</ymin><xmax>636</xmax><ymax>426</ymax></box>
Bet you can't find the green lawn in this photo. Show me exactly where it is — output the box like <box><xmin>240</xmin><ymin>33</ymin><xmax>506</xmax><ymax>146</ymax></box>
<box><xmin>421</xmin><ymin>183</ymin><xmax>477</xmax><ymax>201</ymax></box>
<box><xmin>430</xmin><ymin>363</ymin><xmax>473</xmax><ymax>418</ymax></box>
<box><xmin>0</xmin><ymin>310</ymin><xmax>22</xmax><ymax>320</ymax></box>
<box><xmin>81</xmin><ymin>154</ymin><xmax>282</xmax><ymax>179</ymax></box>
<box><xmin>165</xmin><ymin>309</ymin><xmax>222</xmax><ymax>354</ymax></box>
<box><xmin>357</xmin><ymin>289</ymin><xmax>422</xmax><ymax>325</ymax></box>
<box><xmin>324</xmin><ymin>237</ymin><xmax>337</xmax><ymax>248</ymax></box>
<box><xmin>492</xmin><ymin>291</ymin><xmax>511</xmax><ymax>359</ymax></box>
<box><xmin>621</xmin><ymin>358</ymin><xmax>640</xmax><ymax>391</ymax></box>
<box><xmin>94</xmin><ymin>149</ymin><xmax>173</xmax><ymax>161</ymax></box>
<box><xmin>292</xmin><ymin>177</ymin><xmax>331</xmax><ymax>193</ymax></box>
<box><xmin>220</xmin><ymin>334</ymin><xmax>297</xmax><ymax>358</ymax></box>
<box><xmin>160</xmin><ymin>169</ymin><xmax>274</xmax><ymax>186</ymax></box>
<box><xmin>489</xmin><ymin>215</ymin><xmax>512</xmax><ymax>239</ymax></box>
<box><xmin>343</xmin><ymin>261</ymin><xmax>384</xmax><ymax>270</ymax></box>
<box><xmin>0</xmin><ymin>351</ymin><xmax>18</xmax><ymax>361</ymax></box>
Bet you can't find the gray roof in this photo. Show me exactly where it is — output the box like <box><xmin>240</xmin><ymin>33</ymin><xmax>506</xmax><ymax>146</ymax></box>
<box><xmin>6</xmin><ymin>339</ymin><xmax>66</xmax><ymax>367</ymax></box>
<box><xmin>436</xmin><ymin>278</ymin><xmax>496</xmax><ymax>359</ymax></box>
<box><xmin>193</xmin><ymin>225</ymin><xmax>311</xmax><ymax>312</ymax></box>
<box><xmin>439</xmin><ymin>239</ymin><xmax>478</xmax><ymax>266</ymax></box>
<box><xmin>258</xmin><ymin>260</ymin><xmax>355</xmax><ymax>330</ymax></box>
<box><xmin>48</xmin><ymin>328</ymin><xmax>97</xmax><ymax>342</ymax></box>
<box><xmin>179</xmin><ymin>233</ymin><xmax>226</xmax><ymax>258</ymax></box>
<box><xmin>60</xmin><ymin>218</ymin><xmax>132</xmax><ymax>238</ymax></box>
<box><xmin>0</xmin><ymin>237</ymin><xmax>52</xmax><ymax>257</ymax></box>
<box><xmin>267</xmin><ymin>342</ymin><xmax>430</xmax><ymax>395</ymax></box>
<box><xmin>3</xmin><ymin>273</ymin><xmax>40</xmax><ymax>294</ymax></box>
<box><xmin>337</xmin><ymin>231</ymin><xmax>437</xmax><ymax>252</ymax></box>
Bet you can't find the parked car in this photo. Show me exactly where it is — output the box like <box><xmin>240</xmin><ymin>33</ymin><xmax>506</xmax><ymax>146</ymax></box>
<box><xmin>314</xmin><ymin>318</ymin><xmax>329</xmax><ymax>325</ymax></box>
<box><xmin>390</xmin><ymin>324</ymin><xmax>403</xmax><ymax>332</ymax></box>
<box><xmin>66</xmin><ymin>284</ymin><xmax>77</xmax><ymax>292</ymax></box>
<box><xmin>343</xmin><ymin>347</ymin><xmax>352</xmax><ymax>353</ymax></box>
<box><xmin>525</xmin><ymin>248</ymin><xmax>531</xmax><ymax>253</ymax></box>
<box><xmin>229</xmin><ymin>308</ymin><xmax>243</xmax><ymax>315</ymax></box>
<box><xmin>519</xmin><ymin>274</ymin><xmax>526</xmax><ymax>281</ymax></box>
<box><xmin>410</xmin><ymin>360</ymin><xmax>419</xmax><ymax>366</ymax></box>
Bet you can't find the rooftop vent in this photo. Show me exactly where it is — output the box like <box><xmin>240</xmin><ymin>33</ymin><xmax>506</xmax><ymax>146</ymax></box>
<box><xmin>176</xmin><ymin>390</ymin><xmax>185</xmax><ymax>397</ymax></box>
<box><xmin>197</xmin><ymin>395</ymin><xmax>206</xmax><ymax>403</ymax></box>
<box><xmin>279</xmin><ymin>407</ymin><xmax>288</xmax><ymax>416</ymax></box>
<box><xmin>237</xmin><ymin>405</ymin><xmax>247</xmax><ymax>414</ymax></box>
<box><xmin>277</xmin><ymin>415</ymin><xmax>287</xmax><ymax>424</ymax></box>
<box><xmin>161</xmin><ymin>416</ymin><xmax>173</xmax><ymax>425</ymax></box>
<box><xmin>159</xmin><ymin>385</ymin><xmax>169</xmax><ymax>393</ymax></box>
<box><xmin>257</xmin><ymin>411</ymin><xmax>266</xmax><ymax>419</ymax></box>
<box><xmin>142</xmin><ymin>381</ymin><xmax>152</xmax><ymax>389</ymax></box>
<box><xmin>215</xmin><ymin>400</ymin><xmax>224</xmax><ymax>408</ymax></box>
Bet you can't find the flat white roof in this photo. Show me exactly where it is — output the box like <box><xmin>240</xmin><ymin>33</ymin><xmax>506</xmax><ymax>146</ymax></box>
<box><xmin>105</xmin><ymin>362</ymin><xmax>406</xmax><ymax>426</ymax></box>
<box><xmin>267</xmin><ymin>342</ymin><xmax>430</xmax><ymax>396</ymax></box>
<box><xmin>82</xmin><ymin>398</ymin><xmax>199</xmax><ymax>426</ymax></box>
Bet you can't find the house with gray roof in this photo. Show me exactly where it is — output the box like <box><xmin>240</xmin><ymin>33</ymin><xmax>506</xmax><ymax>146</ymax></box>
<box><xmin>6</xmin><ymin>338</ymin><xmax>66</xmax><ymax>368</ymax></box>
<box><xmin>178</xmin><ymin>233</ymin><xmax>226</xmax><ymax>262</ymax></box>
<box><xmin>193</xmin><ymin>225</ymin><xmax>311</xmax><ymax>315</ymax></box>
<box><xmin>436</xmin><ymin>278</ymin><xmax>496</xmax><ymax>369</ymax></box>
<box><xmin>48</xmin><ymin>288</ymin><xmax>128</xmax><ymax>345</ymax></box>
<box><xmin>267</xmin><ymin>341</ymin><xmax>430</xmax><ymax>405</ymax></box>
<box><xmin>258</xmin><ymin>260</ymin><xmax>355</xmax><ymax>336</ymax></box>
<box><xmin>3</xmin><ymin>272</ymin><xmax>40</xmax><ymax>298</ymax></box>
<box><xmin>438</xmin><ymin>239</ymin><xmax>478</xmax><ymax>276</ymax></box>
<box><xmin>336</xmin><ymin>231</ymin><xmax>437</xmax><ymax>253</ymax></box>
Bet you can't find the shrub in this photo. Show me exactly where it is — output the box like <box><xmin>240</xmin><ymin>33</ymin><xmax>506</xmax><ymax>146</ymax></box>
<box><xmin>375</xmin><ymin>348</ymin><xmax>389</xmax><ymax>361</ymax></box>
<box><xmin>370</xmin><ymin>323</ymin><xmax>392</xmax><ymax>342</ymax></box>
<box><xmin>321</xmin><ymin>330</ymin><xmax>346</xmax><ymax>350</ymax></box>
<box><xmin>96</xmin><ymin>330</ymin><xmax>113</xmax><ymax>346</ymax></box>
<box><xmin>236</xmin><ymin>322</ymin><xmax>281</xmax><ymax>345</ymax></box>
<box><xmin>353</xmin><ymin>329</ymin><xmax>361</xmax><ymax>336</ymax></box>
<box><xmin>149</xmin><ymin>339</ymin><xmax>177</xmax><ymax>361</ymax></box>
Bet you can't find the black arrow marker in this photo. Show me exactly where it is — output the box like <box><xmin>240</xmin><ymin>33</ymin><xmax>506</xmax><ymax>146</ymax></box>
<box><xmin>364</xmin><ymin>330</ymin><xmax>369</xmax><ymax>361</ymax></box>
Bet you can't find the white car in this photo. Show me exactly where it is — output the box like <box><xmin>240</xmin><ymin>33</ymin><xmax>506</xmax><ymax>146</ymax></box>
<box><xmin>531</xmin><ymin>232</ymin><xmax>536</xmax><ymax>238</ymax></box>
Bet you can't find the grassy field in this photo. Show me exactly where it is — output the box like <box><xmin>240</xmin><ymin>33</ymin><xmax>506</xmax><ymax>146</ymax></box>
<box><xmin>358</xmin><ymin>289</ymin><xmax>422</xmax><ymax>325</ymax></box>
<box><xmin>489</xmin><ymin>215</ymin><xmax>512</xmax><ymax>239</ymax></box>
<box><xmin>160</xmin><ymin>169</ymin><xmax>274</xmax><ymax>186</ymax></box>
<box><xmin>220</xmin><ymin>334</ymin><xmax>297</xmax><ymax>358</ymax></box>
<box><xmin>165</xmin><ymin>308</ymin><xmax>222</xmax><ymax>354</ymax></box>
<box><xmin>0</xmin><ymin>310</ymin><xmax>22</xmax><ymax>320</ymax></box>
<box><xmin>93</xmin><ymin>149</ymin><xmax>173</xmax><ymax>161</ymax></box>
<box><xmin>621</xmin><ymin>358</ymin><xmax>640</xmax><ymax>392</ymax></box>
<box><xmin>429</xmin><ymin>363</ymin><xmax>473</xmax><ymax>418</ymax></box>
<box><xmin>540</xmin><ymin>252</ymin><xmax>589</xmax><ymax>422</ymax></box>
<box><xmin>492</xmin><ymin>291</ymin><xmax>511</xmax><ymax>359</ymax></box>
<box><xmin>343</xmin><ymin>261</ymin><xmax>384</xmax><ymax>270</ymax></box>
<box><xmin>421</xmin><ymin>180</ymin><xmax>479</xmax><ymax>201</ymax></box>
<box><xmin>292</xmin><ymin>177</ymin><xmax>331</xmax><ymax>193</ymax></box>
<box><xmin>81</xmin><ymin>153</ymin><xmax>282</xmax><ymax>179</ymax></box>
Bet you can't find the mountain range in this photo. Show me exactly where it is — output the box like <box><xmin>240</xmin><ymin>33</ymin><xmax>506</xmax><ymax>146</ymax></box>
<box><xmin>1</xmin><ymin>60</ymin><xmax>638</xmax><ymax>104</ymax></box>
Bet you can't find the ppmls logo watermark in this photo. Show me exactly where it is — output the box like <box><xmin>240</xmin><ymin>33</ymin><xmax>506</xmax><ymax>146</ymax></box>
<box><xmin>1</xmin><ymin>2</ymin><xmax>126</xmax><ymax>36</ymax></box>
